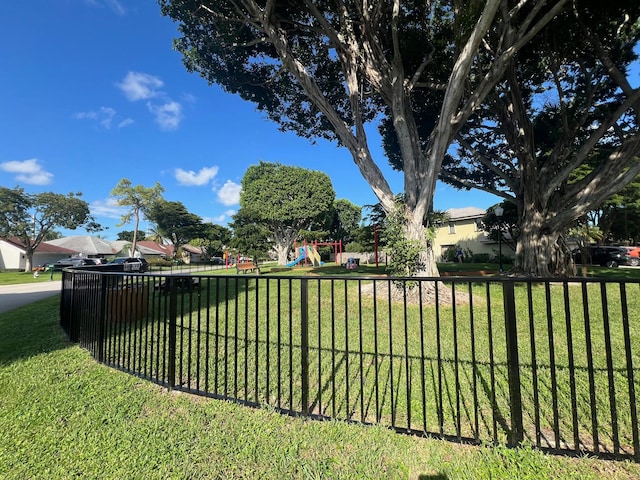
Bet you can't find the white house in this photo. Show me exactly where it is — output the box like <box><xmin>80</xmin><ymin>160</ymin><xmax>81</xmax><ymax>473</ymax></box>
<box><xmin>0</xmin><ymin>237</ymin><xmax>78</xmax><ymax>271</ymax></box>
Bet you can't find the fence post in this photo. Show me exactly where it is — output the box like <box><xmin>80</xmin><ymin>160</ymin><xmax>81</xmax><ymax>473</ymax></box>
<box><xmin>98</xmin><ymin>275</ymin><xmax>108</xmax><ymax>363</ymax></box>
<box><xmin>300</xmin><ymin>278</ymin><xmax>310</xmax><ymax>416</ymax></box>
<box><xmin>503</xmin><ymin>280</ymin><xmax>524</xmax><ymax>445</ymax></box>
<box><xmin>167</xmin><ymin>277</ymin><xmax>178</xmax><ymax>390</ymax></box>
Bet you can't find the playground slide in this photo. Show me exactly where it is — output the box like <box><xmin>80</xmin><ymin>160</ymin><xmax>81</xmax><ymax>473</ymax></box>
<box><xmin>286</xmin><ymin>255</ymin><xmax>305</xmax><ymax>267</ymax></box>
<box><xmin>307</xmin><ymin>245</ymin><xmax>322</xmax><ymax>267</ymax></box>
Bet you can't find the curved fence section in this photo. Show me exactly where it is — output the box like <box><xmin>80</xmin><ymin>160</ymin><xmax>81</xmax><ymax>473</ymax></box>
<box><xmin>60</xmin><ymin>270</ymin><xmax>640</xmax><ymax>462</ymax></box>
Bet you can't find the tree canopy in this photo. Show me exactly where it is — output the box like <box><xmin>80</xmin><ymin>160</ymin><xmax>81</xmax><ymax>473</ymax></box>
<box><xmin>233</xmin><ymin>161</ymin><xmax>335</xmax><ymax>265</ymax></box>
<box><xmin>159</xmin><ymin>0</ymin><xmax>568</xmax><ymax>278</ymax></box>
<box><xmin>110</xmin><ymin>179</ymin><xmax>165</xmax><ymax>257</ymax></box>
<box><xmin>435</xmin><ymin>3</ymin><xmax>640</xmax><ymax>276</ymax></box>
<box><xmin>146</xmin><ymin>199</ymin><xmax>205</xmax><ymax>255</ymax></box>
<box><xmin>0</xmin><ymin>186</ymin><xmax>99</xmax><ymax>272</ymax></box>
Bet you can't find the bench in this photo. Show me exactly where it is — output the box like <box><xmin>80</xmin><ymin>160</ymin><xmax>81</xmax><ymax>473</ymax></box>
<box><xmin>154</xmin><ymin>276</ymin><xmax>201</xmax><ymax>293</ymax></box>
<box><xmin>236</xmin><ymin>261</ymin><xmax>260</xmax><ymax>274</ymax></box>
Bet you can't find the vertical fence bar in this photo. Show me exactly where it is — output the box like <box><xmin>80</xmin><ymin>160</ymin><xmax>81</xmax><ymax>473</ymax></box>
<box><xmin>503</xmin><ymin>280</ymin><xmax>523</xmax><ymax>445</ymax></box>
<box><xmin>98</xmin><ymin>275</ymin><xmax>108</xmax><ymax>363</ymax></box>
<box><xmin>167</xmin><ymin>278</ymin><xmax>178</xmax><ymax>390</ymax></box>
<box><xmin>545</xmin><ymin>282</ymin><xmax>560</xmax><ymax>448</ymax></box>
<box><xmin>619</xmin><ymin>283</ymin><xmax>639</xmax><ymax>461</ymax></box>
<box><xmin>581</xmin><ymin>281</ymin><xmax>599</xmax><ymax>453</ymax></box>
<box><xmin>562</xmin><ymin>281</ymin><xmax>580</xmax><ymax>451</ymax></box>
<box><xmin>526</xmin><ymin>282</ymin><xmax>541</xmax><ymax>447</ymax></box>
<box><xmin>300</xmin><ymin>278</ymin><xmax>310</xmax><ymax>417</ymax></box>
<box><xmin>601</xmin><ymin>282</ymin><xmax>620</xmax><ymax>454</ymax></box>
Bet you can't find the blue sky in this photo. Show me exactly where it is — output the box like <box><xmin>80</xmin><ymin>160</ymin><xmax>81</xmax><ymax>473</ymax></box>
<box><xmin>1</xmin><ymin>0</ymin><xmax>499</xmax><ymax>241</ymax></box>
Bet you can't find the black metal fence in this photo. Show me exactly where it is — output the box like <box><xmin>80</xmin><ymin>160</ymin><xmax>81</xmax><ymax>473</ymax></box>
<box><xmin>60</xmin><ymin>270</ymin><xmax>640</xmax><ymax>461</ymax></box>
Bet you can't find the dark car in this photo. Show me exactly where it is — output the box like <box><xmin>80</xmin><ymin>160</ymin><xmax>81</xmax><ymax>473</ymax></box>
<box><xmin>50</xmin><ymin>257</ymin><xmax>101</xmax><ymax>270</ymax></box>
<box><xmin>210</xmin><ymin>257</ymin><xmax>224</xmax><ymax>265</ymax></box>
<box><xmin>572</xmin><ymin>246</ymin><xmax>633</xmax><ymax>268</ymax></box>
<box><xmin>106</xmin><ymin>257</ymin><xmax>149</xmax><ymax>272</ymax></box>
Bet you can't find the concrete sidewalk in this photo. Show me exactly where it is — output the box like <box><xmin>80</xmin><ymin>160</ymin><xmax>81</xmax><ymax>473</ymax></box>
<box><xmin>0</xmin><ymin>281</ymin><xmax>63</xmax><ymax>314</ymax></box>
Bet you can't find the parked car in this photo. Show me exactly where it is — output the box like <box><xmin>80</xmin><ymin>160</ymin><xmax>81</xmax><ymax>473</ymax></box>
<box><xmin>49</xmin><ymin>257</ymin><xmax>101</xmax><ymax>270</ymax></box>
<box><xmin>210</xmin><ymin>257</ymin><xmax>224</xmax><ymax>265</ymax></box>
<box><xmin>105</xmin><ymin>257</ymin><xmax>149</xmax><ymax>272</ymax></box>
<box><xmin>622</xmin><ymin>246</ymin><xmax>640</xmax><ymax>266</ymax></box>
<box><xmin>572</xmin><ymin>246</ymin><xmax>633</xmax><ymax>268</ymax></box>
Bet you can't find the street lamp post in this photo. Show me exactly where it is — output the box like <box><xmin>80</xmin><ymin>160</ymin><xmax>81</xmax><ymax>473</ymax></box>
<box><xmin>494</xmin><ymin>205</ymin><xmax>504</xmax><ymax>272</ymax></box>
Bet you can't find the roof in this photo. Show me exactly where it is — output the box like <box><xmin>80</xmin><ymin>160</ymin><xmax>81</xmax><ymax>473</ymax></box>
<box><xmin>446</xmin><ymin>207</ymin><xmax>486</xmax><ymax>221</ymax></box>
<box><xmin>181</xmin><ymin>244</ymin><xmax>203</xmax><ymax>255</ymax></box>
<box><xmin>1</xmin><ymin>236</ymin><xmax>78</xmax><ymax>254</ymax></box>
<box><xmin>46</xmin><ymin>236</ymin><xmax>115</xmax><ymax>255</ymax></box>
<box><xmin>136</xmin><ymin>241</ymin><xmax>175</xmax><ymax>256</ymax></box>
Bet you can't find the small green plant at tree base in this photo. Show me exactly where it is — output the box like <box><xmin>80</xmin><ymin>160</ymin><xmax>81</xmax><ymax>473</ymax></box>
<box><xmin>380</xmin><ymin>200</ymin><xmax>424</xmax><ymax>288</ymax></box>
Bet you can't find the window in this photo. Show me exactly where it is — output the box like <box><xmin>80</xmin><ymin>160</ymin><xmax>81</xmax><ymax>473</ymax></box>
<box><xmin>449</xmin><ymin>222</ymin><xmax>456</xmax><ymax>234</ymax></box>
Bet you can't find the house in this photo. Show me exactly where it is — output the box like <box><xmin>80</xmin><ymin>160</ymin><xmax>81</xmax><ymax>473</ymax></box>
<box><xmin>0</xmin><ymin>237</ymin><xmax>78</xmax><ymax>271</ymax></box>
<box><xmin>110</xmin><ymin>240</ymin><xmax>175</xmax><ymax>259</ymax></box>
<box><xmin>46</xmin><ymin>236</ymin><xmax>115</xmax><ymax>259</ymax></box>
<box><xmin>135</xmin><ymin>241</ymin><xmax>174</xmax><ymax>259</ymax></box>
<box><xmin>181</xmin><ymin>244</ymin><xmax>203</xmax><ymax>264</ymax></box>
<box><xmin>433</xmin><ymin>207</ymin><xmax>513</xmax><ymax>262</ymax></box>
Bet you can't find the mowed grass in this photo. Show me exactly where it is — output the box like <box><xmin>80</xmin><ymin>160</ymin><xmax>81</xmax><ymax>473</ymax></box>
<box><xmin>3</xmin><ymin>296</ymin><xmax>640</xmax><ymax>478</ymax></box>
<box><xmin>98</xmin><ymin>273</ymin><xmax>640</xmax><ymax>461</ymax></box>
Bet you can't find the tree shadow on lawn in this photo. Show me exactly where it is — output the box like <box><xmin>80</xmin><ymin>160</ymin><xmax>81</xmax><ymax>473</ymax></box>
<box><xmin>0</xmin><ymin>295</ymin><xmax>70</xmax><ymax>366</ymax></box>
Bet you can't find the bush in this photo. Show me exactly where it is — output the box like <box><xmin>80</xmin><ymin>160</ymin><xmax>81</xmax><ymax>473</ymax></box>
<box><xmin>470</xmin><ymin>253</ymin><xmax>492</xmax><ymax>263</ymax></box>
<box><xmin>344</xmin><ymin>242</ymin><xmax>365</xmax><ymax>252</ymax></box>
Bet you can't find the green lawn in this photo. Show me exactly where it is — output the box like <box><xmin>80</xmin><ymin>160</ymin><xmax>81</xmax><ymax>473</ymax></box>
<box><xmin>3</xmin><ymin>296</ymin><xmax>640</xmax><ymax>479</ymax></box>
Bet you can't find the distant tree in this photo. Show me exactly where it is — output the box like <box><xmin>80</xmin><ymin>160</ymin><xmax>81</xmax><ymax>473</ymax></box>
<box><xmin>191</xmin><ymin>223</ymin><xmax>231</xmax><ymax>259</ymax></box>
<box><xmin>596</xmin><ymin>176</ymin><xmax>640</xmax><ymax>244</ymax></box>
<box><xmin>146</xmin><ymin>199</ymin><xmax>205</xmax><ymax>256</ymax></box>
<box><xmin>330</xmin><ymin>199</ymin><xmax>362</xmax><ymax>246</ymax></box>
<box><xmin>146</xmin><ymin>224</ymin><xmax>166</xmax><ymax>244</ymax></box>
<box><xmin>480</xmin><ymin>202</ymin><xmax>519</xmax><ymax>252</ymax></box>
<box><xmin>229</xmin><ymin>209</ymin><xmax>273</xmax><ymax>263</ymax></box>
<box><xmin>159</xmin><ymin>0</ymin><xmax>567</xmax><ymax>279</ymax></box>
<box><xmin>117</xmin><ymin>230</ymin><xmax>146</xmax><ymax>242</ymax></box>
<box><xmin>110</xmin><ymin>179</ymin><xmax>165</xmax><ymax>257</ymax></box>
<box><xmin>233</xmin><ymin>162</ymin><xmax>335</xmax><ymax>265</ymax></box>
<box><xmin>0</xmin><ymin>186</ymin><xmax>100</xmax><ymax>272</ymax></box>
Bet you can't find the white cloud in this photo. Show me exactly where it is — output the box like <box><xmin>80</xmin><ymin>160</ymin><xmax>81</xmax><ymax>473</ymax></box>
<box><xmin>74</xmin><ymin>107</ymin><xmax>116</xmax><ymax>129</ymax></box>
<box><xmin>148</xmin><ymin>101</ymin><xmax>183</xmax><ymax>130</ymax></box>
<box><xmin>89</xmin><ymin>198</ymin><xmax>125</xmax><ymax>219</ymax></box>
<box><xmin>211</xmin><ymin>214</ymin><xmax>227</xmax><ymax>223</ymax></box>
<box><xmin>104</xmin><ymin>0</ymin><xmax>125</xmax><ymax>15</ymax></box>
<box><xmin>217</xmin><ymin>180</ymin><xmax>242</xmax><ymax>206</ymax></box>
<box><xmin>117</xmin><ymin>72</ymin><xmax>163</xmax><ymax>101</ymax></box>
<box><xmin>0</xmin><ymin>158</ymin><xmax>53</xmax><ymax>185</ymax></box>
<box><xmin>84</xmin><ymin>0</ymin><xmax>126</xmax><ymax>15</ymax></box>
<box><xmin>175</xmin><ymin>166</ymin><xmax>219</xmax><ymax>186</ymax></box>
<box><xmin>117</xmin><ymin>118</ymin><xmax>134</xmax><ymax>129</ymax></box>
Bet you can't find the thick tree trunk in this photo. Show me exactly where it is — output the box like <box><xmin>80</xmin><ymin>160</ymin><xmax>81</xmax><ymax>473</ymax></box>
<box><xmin>406</xmin><ymin>214</ymin><xmax>439</xmax><ymax>277</ymax></box>
<box><xmin>515</xmin><ymin>210</ymin><xmax>575</xmax><ymax>277</ymax></box>
<box><xmin>275</xmin><ymin>244</ymin><xmax>289</xmax><ymax>266</ymax></box>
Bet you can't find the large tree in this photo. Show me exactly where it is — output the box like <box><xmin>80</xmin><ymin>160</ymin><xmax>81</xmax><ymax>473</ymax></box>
<box><xmin>233</xmin><ymin>162</ymin><xmax>335</xmax><ymax>265</ymax></box>
<box><xmin>191</xmin><ymin>223</ymin><xmax>232</xmax><ymax>260</ymax></box>
<box><xmin>437</xmin><ymin>3</ymin><xmax>640</xmax><ymax>276</ymax></box>
<box><xmin>0</xmin><ymin>187</ymin><xmax>100</xmax><ymax>272</ymax></box>
<box><xmin>146</xmin><ymin>199</ymin><xmax>205</xmax><ymax>256</ymax></box>
<box><xmin>159</xmin><ymin>0</ymin><xmax>567</xmax><ymax>278</ymax></box>
<box><xmin>110</xmin><ymin>179</ymin><xmax>165</xmax><ymax>257</ymax></box>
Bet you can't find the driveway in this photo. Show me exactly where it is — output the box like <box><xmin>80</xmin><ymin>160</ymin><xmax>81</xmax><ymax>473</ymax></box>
<box><xmin>0</xmin><ymin>281</ymin><xmax>63</xmax><ymax>315</ymax></box>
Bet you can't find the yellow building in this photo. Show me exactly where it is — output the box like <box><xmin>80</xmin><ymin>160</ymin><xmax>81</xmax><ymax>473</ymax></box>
<box><xmin>433</xmin><ymin>207</ymin><xmax>510</xmax><ymax>262</ymax></box>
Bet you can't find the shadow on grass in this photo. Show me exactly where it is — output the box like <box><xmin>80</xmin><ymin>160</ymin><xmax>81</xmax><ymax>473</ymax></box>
<box><xmin>0</xmin><ymin>295</ymin><xmax>70</xmax><ymax>366</ymax></box>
